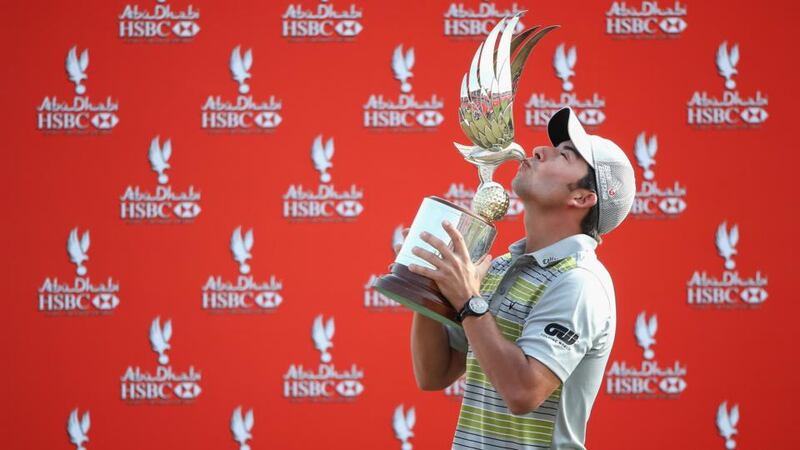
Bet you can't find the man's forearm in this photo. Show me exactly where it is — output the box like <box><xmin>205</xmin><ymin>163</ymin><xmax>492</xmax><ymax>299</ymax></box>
<box><xmin>410</xmin><ymin>312</ymin><xmax>465</xmax><ymax>390</ymax></box>
<box><xmin>462</xmin><ymin>314</ymin><xmax>542</xmax><ymax>413</ymax></box>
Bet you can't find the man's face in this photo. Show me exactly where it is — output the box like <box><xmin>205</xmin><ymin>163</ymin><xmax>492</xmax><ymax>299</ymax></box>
<box><xmin>511</xmin><ymin>140</ymin><xmax>593</xmax><ymax>207</ymax></box>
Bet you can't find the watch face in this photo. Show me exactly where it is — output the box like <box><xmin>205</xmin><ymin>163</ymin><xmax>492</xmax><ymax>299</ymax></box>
<box><xmin>469</xmin><ymin>297</ymin><xmax>489</xmax><ymax>315</ymax></box>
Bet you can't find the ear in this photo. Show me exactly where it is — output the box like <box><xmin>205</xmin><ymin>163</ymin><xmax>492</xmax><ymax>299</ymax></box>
<box><xmin>568</xmin><ymin>189</ymin><xmax>597</xmax><ymax>210</ymax></box>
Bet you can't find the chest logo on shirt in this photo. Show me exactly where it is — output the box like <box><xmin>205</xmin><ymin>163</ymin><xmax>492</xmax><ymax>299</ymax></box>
<box><xmin>544</xmin><ymin>323</ymin><xmax>579</xmax><ymax>346</ymax></box>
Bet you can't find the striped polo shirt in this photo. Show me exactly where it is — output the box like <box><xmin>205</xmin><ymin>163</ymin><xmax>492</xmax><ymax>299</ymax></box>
<box><xmin>447</xmin><ymin>234</ymin><xmax>616</xmax><ymax>450</ymax></box>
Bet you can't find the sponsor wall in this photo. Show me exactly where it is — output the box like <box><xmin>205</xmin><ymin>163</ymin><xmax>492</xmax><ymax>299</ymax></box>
<box><xmin>3</xmin><ymin>0</ymin><xmax>796</xmax><ymax>448</ymax></box>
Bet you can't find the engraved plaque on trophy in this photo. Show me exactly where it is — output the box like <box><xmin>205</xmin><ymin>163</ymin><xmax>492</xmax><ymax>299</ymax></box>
<box><xmin>375</xmin><ymin>13</ymin><xmax>556</xmax><ymax>328</ymax></box>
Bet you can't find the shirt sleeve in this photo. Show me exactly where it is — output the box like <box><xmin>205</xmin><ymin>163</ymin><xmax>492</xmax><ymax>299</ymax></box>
<box><xmin>515</xmin><ymin>268</ymin><xmax>611</xmax><ymax>382</ymax></box>
<box><xmin>445</xmin><ymin>324</ymin><xmax>468</xmax><ymax>354</ymax></box>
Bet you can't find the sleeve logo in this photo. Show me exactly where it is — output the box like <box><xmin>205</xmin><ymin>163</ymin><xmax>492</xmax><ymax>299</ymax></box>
<box><xmin>543</xmin><ymin>323</ymin><xmax>579</xmax><ymax>346</ymax></box>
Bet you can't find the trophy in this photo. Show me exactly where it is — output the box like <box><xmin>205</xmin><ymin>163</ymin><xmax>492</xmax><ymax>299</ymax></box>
<box><xmin>375</xmin><ymin>13</ymin><xmax>556</xmax><ymax>328</ymax></box>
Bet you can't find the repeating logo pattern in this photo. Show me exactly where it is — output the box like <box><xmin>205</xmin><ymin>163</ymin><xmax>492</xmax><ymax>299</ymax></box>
<box><xmin>283</xmin><ymin>314</ymin><xmax>365</xmax><ymax>400</ymax></box>
<box><xmin>687</xmin><ymin>42</ymin><xmax>769</xmax><ymax>127</ymax></box>
<box><xmin>19</xmin><ymin>4</ymin><xmax>782</xmax><ymax>448</ymax></box>
<box><xmin>120</xmin><ymin>317</ymin><xmax>202</xmax><ymax>402</ymax></box>
<box><xmin>631</xmin><ymin>132</ymin><xmax>687</xmax><ymax>218</ymax></box>
<box><xmin>202</xmin><ymin>227</ymin><xmax>284</xmax><ymax>312</ymax></box>
<box><xmin>201</xmin><ymin>46</ymin><xmax>283</xmax><ymax>131</ymax></box>
<box><xmin>38</xmin><ymin>228</ymin><xmax>121</xmax><ymax>314</ymax></box>
<box><xmin>686</xmin><ymin>222</ymin><xmax>768</xmax><ymax>307</ymax></box>
<box><xmin>362</xmin><ymin>44</ymin><xmax>444</xmax><ymax>131</ymax></box>
<box><xmin>525</xmin><ymin>43</ymin><xmax>606</xmax><ymax>128</ymax></box>
<box><xmin>37</xmin><ymin>47</ymin><xmax>120</xmax><ymax>133</ymax></box>
<box><xmin>283</xmin><ymin>135</ymin><xmax>365</xmax><ymax>221</ymax></box>
<box><xmin>120</xmin><ymin>136</ymin><xmax>202</xmax><ymax>222</ymax></box>
<box><xmin>443</xmin><ymin>2</ymin><xmax>525</xmax><ymax>38</ymax></box>
<box><xmin>606</xmin><ymin>311</ymin><xmax>687</xmax><ymax>397</ymax></box>
<box><xmin>118</xmin><ymin>0</ymin><xmax>200</xmax><ymax>41</ymax></box>
<box><xmin>605</xmin><ymin>1</ymin><xmax>688</xmax><ymax>38</ymax></box>
<box><xmin>281</xmin><ymin>1</ymin><xmax>364</xmax><ymax>41</ymax></box>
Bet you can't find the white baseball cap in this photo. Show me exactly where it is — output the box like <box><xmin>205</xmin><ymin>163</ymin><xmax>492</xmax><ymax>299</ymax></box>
<box><xmin>547</xmin><ymin>107</ymin><xmax>636</xmax><ymax>235</ymax></box>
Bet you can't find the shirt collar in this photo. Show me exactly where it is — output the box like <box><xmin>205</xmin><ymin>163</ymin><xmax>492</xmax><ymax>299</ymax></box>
<box><xmin>509</xmin><ymin>234</ymin><xmax>598</xmax><ymax>266</ymax></box>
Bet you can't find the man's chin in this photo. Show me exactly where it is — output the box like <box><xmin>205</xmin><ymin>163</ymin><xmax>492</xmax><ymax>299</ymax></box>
<box><xmin>511</xmin><ymin>180</ymin><xmax>538</xmax><ymax>203</ymax></box>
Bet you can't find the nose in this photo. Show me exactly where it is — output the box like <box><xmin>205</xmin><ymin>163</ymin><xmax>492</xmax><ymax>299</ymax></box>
<box><xmin>531</xmin><ymin>146</ymin><xmax>554</xmax><ymax>162</ymax></box>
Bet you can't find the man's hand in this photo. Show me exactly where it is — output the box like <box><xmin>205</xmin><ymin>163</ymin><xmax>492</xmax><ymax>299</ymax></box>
<box><xmin>408</xmin><ymin>221</ymin><xmax>492</xmax><ymax>311</ymax></box>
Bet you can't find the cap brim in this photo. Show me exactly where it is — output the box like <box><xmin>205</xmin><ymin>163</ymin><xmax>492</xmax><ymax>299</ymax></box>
<box><xmin>547</xmin><ymin>107</ymin><xmax>594</xmax><ymax>168</ymax></box>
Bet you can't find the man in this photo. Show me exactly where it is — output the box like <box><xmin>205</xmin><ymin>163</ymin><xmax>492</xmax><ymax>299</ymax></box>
<box><xmin>406</xmin><ymin>106</ymin><xmax>635</xmax><ymax>449</ymax></box>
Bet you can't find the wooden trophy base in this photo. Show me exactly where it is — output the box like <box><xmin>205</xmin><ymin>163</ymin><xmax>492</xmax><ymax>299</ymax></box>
<box><xmin>374</xmin><ymin>263</ymin><xmax>461</xmax><ymax>328</ymax></box>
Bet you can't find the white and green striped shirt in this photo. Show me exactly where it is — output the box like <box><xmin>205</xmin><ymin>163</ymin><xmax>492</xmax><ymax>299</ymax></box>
<box><xmin>448</xmin><ymin>235</ymin><xmax>616</xmax><ymax>450</ymax></box>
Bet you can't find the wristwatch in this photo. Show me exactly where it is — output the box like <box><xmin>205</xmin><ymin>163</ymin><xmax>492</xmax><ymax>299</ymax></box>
<box><xmin>457</xmin><ymin>296</ymin><xmax>489</xmax><ymax>322</ymax></box>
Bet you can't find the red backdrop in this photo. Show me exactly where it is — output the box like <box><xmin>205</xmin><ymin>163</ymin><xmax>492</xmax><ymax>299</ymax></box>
<box><xmin>3</xmin><ymin>0</ymin><xmax>797</xmax><ymax>449</ymax></box>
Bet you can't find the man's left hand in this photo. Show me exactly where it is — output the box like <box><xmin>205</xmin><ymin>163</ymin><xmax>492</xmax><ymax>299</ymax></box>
<box><xmin>408</xmin><ymin>221</ymin><xmax>492</xmax><ymax>311</ymax></box>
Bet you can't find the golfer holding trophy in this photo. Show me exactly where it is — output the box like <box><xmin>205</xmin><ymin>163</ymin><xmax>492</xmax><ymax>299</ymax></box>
<box><xmin>376</xmin><ymin>13</ymin><xmax>636</xmax><ymax>450</ymax></box>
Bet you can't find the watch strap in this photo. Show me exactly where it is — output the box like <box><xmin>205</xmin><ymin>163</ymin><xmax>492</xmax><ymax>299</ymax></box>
<box><xmin>457</xmin><ymin>296</ymin><xmax>487</xmax><ymax>322</ymax></box>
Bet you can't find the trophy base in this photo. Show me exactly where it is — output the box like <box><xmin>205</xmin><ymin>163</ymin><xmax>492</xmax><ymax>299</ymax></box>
<box><xmin>375</xmin><ymin>263</ymin><xmax>462</xmax><ymax>329</ymax></box>
<box><xmin>382</xmin><ymin>195</ymin><xmax>497</xmax><ymax>329</ymax></box>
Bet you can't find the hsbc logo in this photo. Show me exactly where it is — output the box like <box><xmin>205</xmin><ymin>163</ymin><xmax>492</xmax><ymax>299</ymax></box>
<box><xmin>91</xmin><ymin>113</ymin><xmax>119</xmax><ymax>129</ymax></box>
<box><xmin>202</xmin><ymin>226</ymin><xmax>285</xmax><ymax>313</ymax></box>
<box><xmin>417</xmin><ymin>110</ymin><xmax>445</xmax><ymax>127</ymax></box>
<box><xmin>283</xmin><ymin>314</ymin><xmax>366</xmax><ymax>401</ymax></box>
<box><xmin>443</xmin><ymin>183</ymin><xmax>523</xmax><ymax>220</ymax></box>
<box><xmin>119</xmin><ymin>136</ymin><xmax>202</xmax><ymax>223</ymax></box>
<box><xmin>363</xmin><ymin>44</ymin><xmax>445</xmax><ymax>132</ymax></box>
<box><xmin>659</xmin><ymin>377</ymin><xmax>687</xmax><ymax>394</ymax></box>
<box><xmin>739</xmin><ymin>106</ymin><xmax>768</xmax><ymax>124</ymax></box>
<box><xmin>37</xmin><ymin>46</ymin><xmax>121</xmax><ymax>134</ymax></box>
<box><xmin>687</xmin><ymin>41</ymin><xmax>769</xmax><ymax>128</ymax></box>
<box><xmin>525</xmin><ymin>43</ymin><xmax>607</xmax><ymax>129</ymax></box>
<box><xmin>201</xmin><ymin>46</ymin><xmax>284</xmax><ymax>132</ymax></box>
<box><xmin>283</xmin><ymin>135</ymin><xmax>365</xmax><ymax>222</ymax></box>
<box><xmin>686</xmin><ymin>222</ymin><xmax>769</xmax><ymax>308</ymax></box>
<box><xmin>576</xmin><ymin>109</ymin><xmax>606</xmax><ymax>126</ymax></box>
<box><xmin>282</xmin><ymin>2</ymin><xmax>364</xmax><ymax>41</ymax></box>
<box><xmin>120</xmin><ymin>317</ymin><xmax>203</xmax><ymax>404</ymax></box>
<box><xmin>38</xmin><ymin>227</ymin><xmax>121</xmax><ymax>315</ymax></box>
<box><xmin>605</xmin><ymin>1</ymin><xmax>688</xmax><ymax>38</ymax></box>
<box><xmin>336</xmin><ymin>200</ymin><xmax>364</xmax><ymax>217</ymax></box>
<box><xmin>630</xmin><ymin>132</ymin><xmax>688</xmax><ymax>219</ymax></box>
<box><xmin>443</xmin><ymin>2</ymin><xmax>526</xmax><ymax>38</ymax></box>
<box><xmin>118</xmin><ymin>1</ymin><xmax>201</xmax><ymax>41</ymax></box>
<box><xmin>605</xmin><ymin>311</ymin><xmax>688</xmax><ymax>398</ymax></box>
